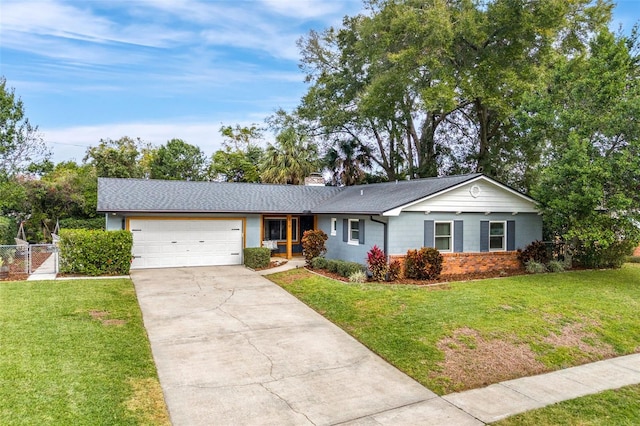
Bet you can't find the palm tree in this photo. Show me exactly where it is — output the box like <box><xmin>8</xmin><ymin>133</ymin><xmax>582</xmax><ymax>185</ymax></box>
<box><xmin>324</xmin><ymin>139</ymin><xmax>371</xmax><ymax>186</ymax></box>
<box><xmin>260</xmin><ymin>128</ymin><xmax>319</xmax><ymax>185</ymax></box>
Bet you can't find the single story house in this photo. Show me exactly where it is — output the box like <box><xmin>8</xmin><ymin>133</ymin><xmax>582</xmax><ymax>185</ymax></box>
<box><xmin>97</xmin><ymin>173</ymin><xmax>542</xmax><ymax>274</ymax></box>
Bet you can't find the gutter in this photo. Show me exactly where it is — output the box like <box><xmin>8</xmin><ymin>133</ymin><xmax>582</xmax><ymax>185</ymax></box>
<box><xmin>369</xmin><ymin>215</ymin><xmax>388</xmax><ymax>256</ymax></box>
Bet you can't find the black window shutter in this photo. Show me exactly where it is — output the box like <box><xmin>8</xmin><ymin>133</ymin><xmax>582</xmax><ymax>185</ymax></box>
<box><xmin>424</xmin><ymin>220</ymin><xmax>434</xmax><ymax>248</ymax></box>
<box><xmin>454</xmin><ymin>220</ymin><xmax>463</xmax><ymax>252</ymax></box>
<box><xmin>359</xmin><ymin>219</ymin><xmax>365</xmax><ymax>244</ymax></box>
<box><xmin>343</xmin><ymin>219</ymin><xmax>348</xmax><ymax>242</ymax></box>
<box><xmin>507</xmin><ymin>220</ymin><xmax>516</xmax><ymax>251</ymax></box>
<box><xmin>480</xmin><ymin>221</ymin><xmax>489</xmax><ymax>252</ymax></box>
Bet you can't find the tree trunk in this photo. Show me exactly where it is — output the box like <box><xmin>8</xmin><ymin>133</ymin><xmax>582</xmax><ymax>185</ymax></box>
<box><xmin>475</xmin><ymin>98</ymin><xmax>492</xmax><ymax>175</ymax></box>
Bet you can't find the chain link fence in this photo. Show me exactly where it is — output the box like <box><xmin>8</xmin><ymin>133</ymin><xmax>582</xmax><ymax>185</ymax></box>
<box><xmin>0</xmin><ymin>244</ymin><xmax>29</xmax><ymax>279</ymax></box>
<box><xmin>0</xmin><ymin>244</ymin><xmax>58</xmax><ymax>279</ymax></box>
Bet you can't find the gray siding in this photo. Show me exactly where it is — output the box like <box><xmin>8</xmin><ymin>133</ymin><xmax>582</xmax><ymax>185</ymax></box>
<box><xmin>319</xmin><ymin>215</ymin><xmax>384</xmax><ymax>265</ymax></box>
<box><xmin>244</xmin><ymin>215</ymin><xmax>261</xmax><ymax>247</ymax></box>
<box><xmin>388</xmin><ymin>212</ymin><xmax>542</xmax><ymax>255</ymax></box>
<box><xmin>106</xmin><ymin>214</ymin><xmax>125</xmax><ymax>231</ymax></box>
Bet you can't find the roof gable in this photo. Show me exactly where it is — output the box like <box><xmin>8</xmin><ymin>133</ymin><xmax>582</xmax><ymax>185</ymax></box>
<box><xmin>388</xmin><ymin>175</ymin><xmax>537</xmax><ymax>215</ymax></box>
<box><xmin>311</xmin><ymin>174</ymin><xmax>484</xmax><ymax>214</ymax></box>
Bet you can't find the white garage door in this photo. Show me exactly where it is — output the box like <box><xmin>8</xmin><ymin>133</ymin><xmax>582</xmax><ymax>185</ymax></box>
<box><xmin>129</xmin><ymin>219</ymin><xmax>243</xmax><ymax>269</ymax></box>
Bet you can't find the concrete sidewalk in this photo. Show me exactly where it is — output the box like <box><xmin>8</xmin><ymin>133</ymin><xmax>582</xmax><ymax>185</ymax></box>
<box><xmin>444</xmin><ymin>353</ymin><xmax>640</xmax><ymax>423</ymax></box>
<box><xmin>132</xmin><ymin>265</ymin><xmax>640</xmax><ymax>425</ymax></box>
<box><xmin>256</xmin><ymin>258</ymin><xmax>306</xmax><ymax>276</ymax></box>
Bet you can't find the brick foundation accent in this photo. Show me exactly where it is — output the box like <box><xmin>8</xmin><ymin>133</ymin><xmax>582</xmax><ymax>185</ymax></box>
<box><xmin>634</xmin><ymin>245</ymin><xmax>640</xmax><ymax>257</ymax></box>
<box><xmin>389</xmin><ymin>251</ymin><xmax>522</xmax><ymax>276</ymax></box>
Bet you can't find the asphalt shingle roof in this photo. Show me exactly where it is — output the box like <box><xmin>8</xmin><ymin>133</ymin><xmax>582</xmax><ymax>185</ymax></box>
<box><xmin>97</xmin><ymin>173</ymin><xmax>485</xmax><ymax>215</ymax></box>
<box><xmin>312</xmin><ymin>174</ymin><xmax>483</xmax><ymax>214</ymax></box>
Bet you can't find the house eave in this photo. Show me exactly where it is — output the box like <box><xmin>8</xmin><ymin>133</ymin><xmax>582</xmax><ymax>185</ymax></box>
<box><xmin>97</xmin><ymin>209</ymin><xmax>319</xmax><ymax>215</ymax></box>
<box><xmin>382</xmin><ymin>175</ymin><xmax>538</xmax><ymax>216</ymax></box>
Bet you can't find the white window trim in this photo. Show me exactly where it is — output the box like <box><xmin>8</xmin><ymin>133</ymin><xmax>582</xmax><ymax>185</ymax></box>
<box><xmin>330</xmin><ymin>218</ymin><xmax>337</xmax><ymax>236</ymax></box>
<box><xmin>489</xmin><ymin>221</ymin><xmax>506</xmax><ymax>252</ymax></box>
<box><xmin>434</xmin><ymin>221</ymin><xmax>453</xmax><ymax>253</ymax></box>
<box><xmin>348</xmin><ymin>219</ymin><xmax>360</xmax><ymax>245</ymax></box>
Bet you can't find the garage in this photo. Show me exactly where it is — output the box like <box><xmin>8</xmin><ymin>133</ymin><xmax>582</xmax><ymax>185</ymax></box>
<box><xmin>128</xmin><ymin>218</ymin><xmax>244</xmax><ymax>269</ymax></box>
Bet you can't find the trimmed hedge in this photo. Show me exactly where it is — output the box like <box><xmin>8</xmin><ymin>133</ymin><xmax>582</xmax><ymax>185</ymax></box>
<box><xmin>59</xmin><ymin>229</ymin><xmax>132</xmax><ymax>276</ymax></box>
<box><xmin>311</xmin><ymin>257</ymin><xmax>328</xmax><ymax>270</ymax></box>
<box><xmin>59</xmin><ymin>217</ymin><xmax>105</xmax><ymax>230</ymax></box>
<box><xmin>244</xmin><ymin>247</ymin><xmax>271</xmax><ymax>269</ymax></box>
<box><xmin>315</xmin><ymin>258</ymin><xmax>364</xmax><ymax>278</ymax></box>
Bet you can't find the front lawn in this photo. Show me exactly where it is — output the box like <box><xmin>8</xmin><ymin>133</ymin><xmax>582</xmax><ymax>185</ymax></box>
<box><xmin>0</xmin><ymin>279</ymin><xmax>169</xmax><ymax>425</ymax></box>
<box><xmin>269</xmin><ymin>264</ymin><xmax>640</xmax><ymax>395</ymax></box>
<box><xmin>493</xmin><ymin>384</ymin><xmax>640</xmax><ymax>425</ymax></box>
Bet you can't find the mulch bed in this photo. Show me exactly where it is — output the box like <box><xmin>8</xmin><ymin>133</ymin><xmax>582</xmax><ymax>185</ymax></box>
<box><xmin>306</xmin><ymin>267</ymin><xmax>527</xmax><ymax>286</ymax></box>
<box><xmin>254</xmin><ymin>259</ymin><xmax>289</xmax><ymax>271</ymax></box>
<box><xmin>1</xmin><ymin>252</ymin><xmax>52</xmax><ymax>281</ymax></box>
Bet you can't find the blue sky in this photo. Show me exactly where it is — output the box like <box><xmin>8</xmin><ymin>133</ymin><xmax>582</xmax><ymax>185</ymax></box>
<box><xmin>1</xmin><ymin>0</ymin><xmax>638</xmax><ymax>164</ymax></box>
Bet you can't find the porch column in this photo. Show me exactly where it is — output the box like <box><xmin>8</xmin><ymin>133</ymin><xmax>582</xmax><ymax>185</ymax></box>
<box><xmin>286</xmin><ymin>214</ymin><xmax>293</xmax><ymax>259</ymax></box>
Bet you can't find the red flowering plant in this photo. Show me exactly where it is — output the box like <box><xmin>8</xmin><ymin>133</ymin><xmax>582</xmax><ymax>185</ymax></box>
<box><xmin>366</xmin><ymin>245</ymin><xmax>388</xmax><ymax>281</ymax></box>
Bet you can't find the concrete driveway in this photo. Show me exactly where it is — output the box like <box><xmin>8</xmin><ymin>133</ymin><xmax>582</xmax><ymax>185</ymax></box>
<box><xmin>131</xmin><ymin>266</ymin><xmax>480</xmax><ymax>425</ymax></box>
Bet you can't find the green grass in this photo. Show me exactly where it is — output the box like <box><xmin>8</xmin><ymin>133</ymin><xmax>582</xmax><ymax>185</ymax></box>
<box><xmin>0</xmin><ymin>279</ymin><xmax>169</xmax><ymax>425</ymax></box>
<box><xmin>270</xmin><ymin>264</ymin><xmax>640</xmax><ymax>395</ymax></box>
<box><xmin>493</xmin><ymin>384</ymin><xmax>640</xmax><ymax>425</ymax></box>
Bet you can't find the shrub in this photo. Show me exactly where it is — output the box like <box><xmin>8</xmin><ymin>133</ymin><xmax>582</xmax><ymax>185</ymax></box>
<box><xmin>626</xmin><ymin>256</ymin><xmax>640</xmax><ymax>264</ymax></box>
<box><xmin>244</xmin><ymin>247</ymin><xmax>271</xmax><ymax>269</ymax></box>
<box><xmin>366</xmin><ymin>245</ymin><xmax>388</xmax><ymax>281</ymax></box>
<box><xmin>525</xmin><ymin>260</ymin><xmax>547</xmax><ymax>274</ymax></box>
<box><xmin>337</xmin><ymin>261</ymin><xmax>364</xmax><ymax>278</ymax></box>
<box><xmin>388</xmin><ymin>259</ymin><xmax>402</xmax><ymax>281</ymax></box>
<box><xmin>348</xmin><ymin>271</ymin><xmax>367</xmax><ymax>283</ymax></box>
<box><xmin>0</xmin><ymin>216</ymin><xmax>17</xmax><ymax>245</ymax></box>
<box><xmin>59</xmin><ymin>229</ymin><xmax>132</xmax><ymax>276</ymax></box>
<box><xmin>404</xmin><ymin>247</ymin><xmax>443</xmax><ymax>280</ymax></box>
<box><xmin>517</xmin><ymin>240</ymin><xmax>550</xmax><ymax>265</ymax></box>
<box><xmin>323</xmin><ymin>259</ymin><xmax>364</xmax><ymax>278</ymax></box>
<box><xmin>547</xmin><ymin>260</ymin><xmax>566</xmax><ymax>273</ymax></box>
<box><xmin>573</xmin><ymin>239</ymin><xmax>636</xmax><ymax>269</ymax></box>
<box><xmin>59</xmin><ymin>217</ymin><xmax>105</xmax><ymax>230</ymax></box>
<box><xmin>311</xmin><ymin>256</ymin><xmax>328</xmax><ymax>269</ymax></box>
<box><xmin>301</xmin><ymin>229</ymin><xmax>328</xmax><ymax>266</ymax></box>
<box><xmin>326</xmin><ymin>259</ymin><xmax>340</xmax><ymax>273</ymax></box>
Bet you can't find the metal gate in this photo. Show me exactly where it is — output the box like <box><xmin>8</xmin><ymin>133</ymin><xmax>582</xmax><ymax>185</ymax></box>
<box><xmin>0</xmin><ymin>244</ymin><xmax>58</xmax><ymax>278</ymax></box>
<box><xmin>29</xmin><ymin>244</ymin><xmax>58</xmax><ymax>275</ymax></box>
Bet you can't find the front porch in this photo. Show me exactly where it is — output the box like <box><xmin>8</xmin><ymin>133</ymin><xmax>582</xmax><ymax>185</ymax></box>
<box><xmin>261</xmin><ymin>214</ymin><xmax>316</xmax><ymax>259</ymax></box>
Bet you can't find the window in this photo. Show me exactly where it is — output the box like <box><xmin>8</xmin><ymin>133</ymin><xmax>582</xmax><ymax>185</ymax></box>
<box><xmin>348</xmin><ymin>219</ymin><xmax>360</xmax><ymax>244</ymax></box>
<box><xmin>489</xmin><ymin>221</ymin><xmax>505</xmax><ymax>251</ymax></box>
<box><xmin>434</xmin><ymin>222</ymin><xmax>452</xmax><ymax>252</ymax></box>
<box><xmin>264</xmin><ymin>217</ymin><xmax>298</xmax><ymax>242</ymax></box>
<box><xmin>331</xmin><ymin>218</ymin><xmax>337</xmax><ymax>236</ymax></box>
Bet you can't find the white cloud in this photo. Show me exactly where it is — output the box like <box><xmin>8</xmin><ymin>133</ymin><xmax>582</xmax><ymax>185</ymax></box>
<box><xmin>2</xmin><ymin>0</ymin><xmax>190</xmax><ymax>48</ymax></box>
<box><xmin>259</xmin><ymin>0</ymin><xmax>345</xmax><ymax>19</ymax></box>
<box><xmin>2</xmin><ymin>0</ymin><xmax>361</xmax><ymax>67</ymax></box>
<box><xmin>1</xmin><ymin>0</ymin><xmax>365</xmax><ymax>165</ymax></box>
<box><xmin>42</xmin><ymin>118</ymin><xmax>277</xmax><ymax>163</ymax></box>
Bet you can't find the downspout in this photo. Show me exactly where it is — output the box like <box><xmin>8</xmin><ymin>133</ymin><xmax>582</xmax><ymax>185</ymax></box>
<box><xmin>370</xmin><ymin>215</ymin><xmax>388</xmax><ymax>257</ymax></box>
